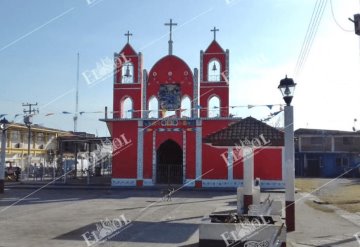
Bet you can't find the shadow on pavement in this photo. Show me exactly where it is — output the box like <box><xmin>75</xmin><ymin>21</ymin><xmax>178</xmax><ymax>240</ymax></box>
<box><xmin>54</xmin><ymin>220</ymin><xmax>199</xmax><ymax>245</ymax></box>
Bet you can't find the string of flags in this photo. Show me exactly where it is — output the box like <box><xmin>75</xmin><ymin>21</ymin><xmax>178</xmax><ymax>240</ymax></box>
<box><xmin>0</xmin><ymin>103</ymin><xmax>284</xmax><ymax>122</ymax></box>
<box><xmin>259</xmin><ymin>109</ymin><xmax>283</xmax><ymax>122</ymax></box>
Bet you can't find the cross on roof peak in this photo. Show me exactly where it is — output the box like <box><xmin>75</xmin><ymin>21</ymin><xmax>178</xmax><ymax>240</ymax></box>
<box><xmin>124</xmin><ymin>30</ymin><xmax>133</xmax><ymax>43</ymax></box>
<box><xmin>164</xmin><ymin>18</ymin><xmax>178</xmax><ymax>55</ymax></box>
<box><xmin>165</xmin><ymin>19</ymin><xmax>178</xmax><ymax>40</ymax></box>
<box><xmin>211</xmin><ymin>26</ymin><xmax>219</xmax><ymax>41</ymax></box>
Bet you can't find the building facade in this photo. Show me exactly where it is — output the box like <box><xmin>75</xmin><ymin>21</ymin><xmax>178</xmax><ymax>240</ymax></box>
<box><xmin>0</xmin><ymin>123</ymin><xmax>69</xmax><ymax>176</ymax></box>
<box><xmin>103</xmin><ymin>25</ymin><xmax>286</xmax><ymax>188</ymax></box>
<box><xmin>295</xmin><ymin>128</ymin><xmax>360</xmax><ymax>177</ymax></box>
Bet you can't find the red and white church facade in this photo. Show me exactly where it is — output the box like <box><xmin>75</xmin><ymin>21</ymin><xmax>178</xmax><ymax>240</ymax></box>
<box><xmin>103</xmin><ymin>21</ymin><xmax>285</xmax><ymax>188</ymax></box>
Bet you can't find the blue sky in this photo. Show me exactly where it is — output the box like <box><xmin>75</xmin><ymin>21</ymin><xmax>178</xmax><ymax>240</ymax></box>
<box><xmin>1</xmin><ymin>0</ymin><xmax>359</xmax><ymax>136</ymax></box>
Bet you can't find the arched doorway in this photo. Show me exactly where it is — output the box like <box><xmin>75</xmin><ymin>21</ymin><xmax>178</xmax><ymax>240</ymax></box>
<box><xmin>156</xmin><ymin>139</ymin><xmax>183</xmax><ymax>184</ymax></box>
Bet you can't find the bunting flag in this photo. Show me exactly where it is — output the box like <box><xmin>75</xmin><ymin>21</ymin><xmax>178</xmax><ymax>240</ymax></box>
<box><xmin>6</xmin><ymin>103</ymin><xmax>286</xmax><ymax>122</ymax></box>
<box><xmin>260</xmin><ymin>109</ymin><xmax>284</xmax><ymax>122</ymax></box>
<box><xmin>13</xmin><ymin>114</ymin><xmax>22</xmax><ymax>120</ymax></box>
<box><xmin>270</xmin><ymin>110</ymin><xmax>282</xmax><ymax>117</ymax></box>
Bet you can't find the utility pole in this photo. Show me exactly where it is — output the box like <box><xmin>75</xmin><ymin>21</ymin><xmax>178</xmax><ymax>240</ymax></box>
<box><xmin>22</xmin><ymin>102</ymin><xmax>39</xmax><ymax>179</ymax></box>
<box><xmin>0</xmin><ymin>118</ymin><xmax>9</xmax><ymax>193</ymax></box>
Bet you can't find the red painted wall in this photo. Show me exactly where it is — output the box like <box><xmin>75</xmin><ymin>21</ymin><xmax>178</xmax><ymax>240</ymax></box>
<box><xmin>113</xmin><ymin>44</ymin><xmax>143</xmax><ymax>119</ymax></box>
<box><xmin>143</xmin><ymin>130</ymin><xmax>153</xmax><ymax>179</ymax></box>
<box><xmin>199</xmin><ymin>41</ymin><xmax>229</xmax><ymax>117</ymax></box>
<box><xmin>113</xmin><ymin>86</ymin><xmax>142</xmax><ymax>118</ymax></box>
<box><xmin>114</xmin><ymin>44</ymin><xmax>141</xmax><ymax>83</ymax></box>
<box><xmin>202</xmin><ymin>41</ymin><xmax>226</xmax><ymax>83</ymax></box>
<box><xmin>254</xmin><ymin>148</ymin><xmax>282</xmax><ymax>180</ymax></box>
<box><xmin>112</xmin><ymin>121</ymin><xmax>138</xmax><ymax>179</ymax></box>
<box><xmin>147</xmin><ymin>55</ymin><xmax>194</xmax><ymax>117</ymax></box>
<box><xmin>202</xmin><ymin>119</ymin><xmax>235</xmax><ymax>179</ymax></box>
<box><xmin>199</xmin><ymin>86</ymin><xmax>229</xmax><ymax>117</ymax></box>
<box><xmin>186</xmin><ymin>131</ymin><xmax>196</xmax><ymax>179</ymax></box>
<box><xmin>232</xmin><ymin>148</ymin><xmax>283</xmax><ymax>180</ymax></box>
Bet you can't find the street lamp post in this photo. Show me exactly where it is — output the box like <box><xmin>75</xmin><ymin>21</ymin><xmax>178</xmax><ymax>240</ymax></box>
<box><xmin>0</xmin><ymin>117</ymin><xmax>10</xmax><ymax>193</ymax></box>
<box><xmin>278</xmin><ymin>75</ymin><xmax>296</xmax><ymax>232</ymax></box>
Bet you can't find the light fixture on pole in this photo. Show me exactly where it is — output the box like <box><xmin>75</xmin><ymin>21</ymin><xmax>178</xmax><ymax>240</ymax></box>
<box><xmin>0</xmin><ymin>117</ymin><xmax>9</xmax><ymax>193</ymax></box>
<box><xmin>278</xmin><ymin>75</ymin><xmax>296</xmax><ymax>106</ymax></box>
<box><xmin>278</xmin><ymin>75</ymin><xmax>296</xmax><ymax>232</ymax></box>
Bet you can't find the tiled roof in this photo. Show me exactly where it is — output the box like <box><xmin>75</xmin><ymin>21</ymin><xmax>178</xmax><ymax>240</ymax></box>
<box><xmin>203</xmin><ymin>117</ymin><xmax>284</xmax><ymax>146</ymax></box>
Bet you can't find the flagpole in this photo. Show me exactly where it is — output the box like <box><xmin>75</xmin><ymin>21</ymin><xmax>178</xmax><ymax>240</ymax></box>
<box><xmin>74</xmin><ymin>53</ymin><xmax>79</xmax><ymax>132</ymax></box>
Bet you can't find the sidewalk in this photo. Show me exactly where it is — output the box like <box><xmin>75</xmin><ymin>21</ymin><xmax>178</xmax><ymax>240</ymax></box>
<box><xmin>287</xmin><ymin>193</ymin><xmax>360</xmax><ymax>247</ymax></box>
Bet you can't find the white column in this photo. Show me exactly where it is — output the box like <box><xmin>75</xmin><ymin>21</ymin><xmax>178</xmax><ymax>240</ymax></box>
<box><xmin>152</xmin><ymin>130</ymin><xmax>156</xmax><ymax>183</ymax></box>
<box><xmin>195</xmin><ymin>120</ymin><xmax>202</xmax><ymax>178</ymax></box>
<box><xmin>182</xmin><ymin>130</ymin><xmax>186</xmax><ymax>183</ymax></box>
<box><xmin>284</xmin><ymin>105</ymin><xmax>295</xmax><ymax>232</ymax></box>
<box><xmin>285</xmin><ymin>106</ymin><xmax>295</xmax><ymax>202</ymax></box>
<box><xmin>137</xmin><ymin>121</ymin><xmax>144</xmax><ymax>180</ymax></box>
<box><xmin>243</xmin><ymin>147</ymin><xmax>254</xmax><ymax>196</ymax></box>
<box><xmin>227</xmin><ymin>148</ymin><xmax>233</xmax><ymax>181</ymax></box>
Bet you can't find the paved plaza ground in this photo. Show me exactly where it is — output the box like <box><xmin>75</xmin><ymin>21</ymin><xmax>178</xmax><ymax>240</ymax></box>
<box><xmin>0</xmin><ymin>182</ymin><xmax>359</xmax><ymax>247</ymax></box>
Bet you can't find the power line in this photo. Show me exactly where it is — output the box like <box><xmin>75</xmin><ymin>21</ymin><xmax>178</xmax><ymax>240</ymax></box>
<box><xmin>329</xmin><ymin>0</ymin><xmax>353</xmax><ymax>32</ymax></box>
<box><xmin>294</xmin><ymin>0</ymin><xmax>320</xmax><ymax>75</ymax></box>
<box><xmin>294</xmin><ymin>0</ymin><xmax>327</xmax><ymax>77</ymax></box>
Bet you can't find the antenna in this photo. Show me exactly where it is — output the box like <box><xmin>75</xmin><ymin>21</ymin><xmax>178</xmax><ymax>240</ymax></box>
<box><xmin>74</xmin><ymin>52</ymin><xmax>79</xmax><ymax>132</ymax></box>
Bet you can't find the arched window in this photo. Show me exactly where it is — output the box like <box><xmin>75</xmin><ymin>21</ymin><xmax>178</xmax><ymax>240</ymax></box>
<box><xmin>121</xmin><ymin>62</ymin><xmax>134</xmax><ymax>83</ymax></box>
<box><xmin>148</xmin><ymin>96</ymin><xmax>159</xmax><ymax>118</ymax></box>
<box><xmin>208</xmin><ymin>96</ymin><xmax>220</xmax><ymax>118</ymax></box>
<box><xmin>122</xmin><ymin>97</ymin><xmax>133</xmax><ymax>118</ymax></box>
<box><xmin>208</xmin><ymin>59</ymin><xmax>221</xmax><ymax>82</ymax></box>
<box><xmin>181</xmin><ymin>96</ymin><xmax>191</xmax><ymax>118</ymax></box>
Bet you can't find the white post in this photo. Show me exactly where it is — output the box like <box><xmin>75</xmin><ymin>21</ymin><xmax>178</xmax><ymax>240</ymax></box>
<box><xmin>0</xmin><ymin>130</ymin><xmax>7</xmax><ymax>193</ymax></box>
<box><xmin>284</xmin><ymin>105</ymin><xmax>295</xmax><ymax>231</ymax></box>
<box><xmin>243</xmin><ymin>147</ymin><xmax>254</xmax><ymax>213</ymax></box>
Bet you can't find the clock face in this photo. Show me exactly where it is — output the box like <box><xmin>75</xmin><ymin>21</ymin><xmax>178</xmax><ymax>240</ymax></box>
<box><xmin>159</xmin><ymin>84</ymin><xmax>180</xmax><ymax>110</ymax></box>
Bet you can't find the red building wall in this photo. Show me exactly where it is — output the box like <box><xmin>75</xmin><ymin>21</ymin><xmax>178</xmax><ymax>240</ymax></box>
<box><xmin>186</xmin><ymin>131</ymin><xmax>196</xmax><ymax>179</ymax></box>
<box><xmin>201</xmin><ymin>119</ymin><xmax>235</xmax><ymax>179</ymax></box>
<box><xmin>113</xmin><ymin>44</ymin><xmax>142</xmax><ymax>118</ymax></box>
<box><xmin>254</xmin><ymin>148</ymin><xmax>282</xmax><ymax>180</ymax></box>
<box><xmin>112</xmin><ymin>121</ymin><xmax>138</xmax><ymax>179</ymax></box>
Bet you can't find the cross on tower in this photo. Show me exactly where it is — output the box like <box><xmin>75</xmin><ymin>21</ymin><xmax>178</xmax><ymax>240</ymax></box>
<box><xmin>124</xmin><ymin>30</ymin><xmax>132</xmax><ymax>43</ymax></box>
<box><xmin>211</xmin><ymin>26</ymin><xmax>219</xmax><ymax>41</ymax></box>
<box><xmin>165</xmin><ymin>18</ymin><xmax>177</xmax><ymax>55</ymax></box>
